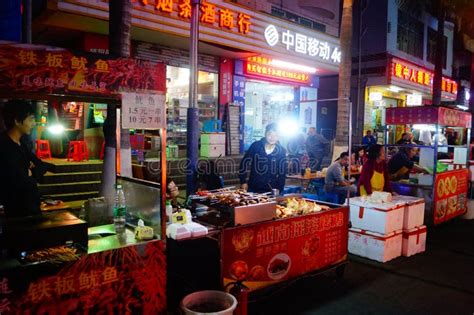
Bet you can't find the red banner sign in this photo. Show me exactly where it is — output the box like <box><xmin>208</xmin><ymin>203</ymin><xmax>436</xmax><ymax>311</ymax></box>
<box><xmin>221</xmin><ymin>207</ymin><xmax>348</xmax><ymax>292</ymax></box>
<box><xmin>0</xmin><ymin>241</ymin><xmax>166</xmax><ymax>314</ymax></box>
<box><xmin>434</xmin><ymin>169</ymin><xmax>468</xmax><ymax>225</ymax></box>
<box><xmin>386</xmin><ymin>106</ymin><xmax>471</xmax><ymax>128</ymax></box>
<box><xmin>390</xmin><ymin>58</ymin><xmax>458</xmax><ymax>98</ymax></box>
<box><xmin>0</xmin><ymin>43</ymin><xmax>166</xmax><ymax>96</ymax></box>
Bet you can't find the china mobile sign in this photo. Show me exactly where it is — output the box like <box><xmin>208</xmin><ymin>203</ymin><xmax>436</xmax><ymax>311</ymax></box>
<box><xmin>264</xmin><ymin>24</ymin><xmax>341</xmax><ymax>65</ymax></box>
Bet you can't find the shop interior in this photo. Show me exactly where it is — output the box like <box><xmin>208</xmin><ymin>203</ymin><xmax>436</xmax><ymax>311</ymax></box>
<box><xmin>244</xmin><ymin>81</ymin><xmax>298</xmax><ymax>149</ymax></box>
<box><xmin>166</xmin><ymin>66</ymin><xmax>218</xmax><ymax>158</ymax></box>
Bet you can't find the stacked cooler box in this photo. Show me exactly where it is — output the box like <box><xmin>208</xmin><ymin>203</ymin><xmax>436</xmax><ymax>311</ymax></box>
<box><xmin>348</xmin><ymin>196</ymin><xmax>426</xmax><ymax>262</ymax></box>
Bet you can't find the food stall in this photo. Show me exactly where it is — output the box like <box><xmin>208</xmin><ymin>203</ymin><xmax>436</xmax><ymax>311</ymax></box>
<box><xmin>0</xmin><ymin>42</ymin><xmax>167</xmax><ymax>314</ymax></box>
<box><xmin>170</xmin><ymin>190</ymin><xmax>349</xmax><ymax>299</ymax></box>
<box><xmin>385</xmin><ymin>106</ymin><xmax>471</xmax><ymax>225</ymax></box>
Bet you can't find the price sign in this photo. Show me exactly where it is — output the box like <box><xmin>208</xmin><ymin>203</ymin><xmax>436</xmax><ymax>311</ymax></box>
<box><xmin>121</xmin><ymin>92</ymin><xmax>165</xmax><ymax>129</ymax></box>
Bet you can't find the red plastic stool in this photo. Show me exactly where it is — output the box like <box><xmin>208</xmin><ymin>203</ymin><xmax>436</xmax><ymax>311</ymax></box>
<box><xmin>67</xmin><ymin>141</ymin><xmax>89</xmax><ymax>162</ymax></box>
<box><xmin>100</xmin><ymin>141</ymin><xmax>105</xmax><ymax>160</ymax></box>
<box><xmin>36</xmin><ymin>140</ymin><xmax>52</xmax><ymax>159</ymax></box>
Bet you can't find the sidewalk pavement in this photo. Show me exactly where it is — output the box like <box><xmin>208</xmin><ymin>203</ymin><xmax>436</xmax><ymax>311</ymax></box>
<box><xmin>249</xmin><ymin>218</ymin><xmax>474</xmax><ymax>315</ymax></box>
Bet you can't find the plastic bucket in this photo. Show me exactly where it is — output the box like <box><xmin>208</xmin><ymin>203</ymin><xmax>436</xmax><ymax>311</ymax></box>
<box><xmin>181</xmin><ymin>290</ymin><xmax>237</xmax><ymax>315</ymax></box>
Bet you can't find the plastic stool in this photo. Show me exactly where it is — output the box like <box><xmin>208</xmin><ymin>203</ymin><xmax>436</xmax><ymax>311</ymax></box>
<box><xmin>325</xmin><ymin>192</ymin><xmax>342</xmax><ymax>204</ymax></box>
<box><xmin>35</xmin><ymin>140</ymin><xmax>52</xmax><ymax>159</ymax></box>
<box><xmin>67</xmin><ymin>141</ymin><xmax>89</xmax><ymax>162</ymax></box>
<box><xmin>100</xmin><ymin>141</ymin><xmax>105</xmax><ymax>160</ymax></box>
<box><xmin>302</xmin><ymin>193</ymin><xmax>319</xmax><ymax>201</ymax></box>
<box><xmin>283</xmin><ymin>185</ymin><xmax>302</xmax><ymax>194</ymax></box>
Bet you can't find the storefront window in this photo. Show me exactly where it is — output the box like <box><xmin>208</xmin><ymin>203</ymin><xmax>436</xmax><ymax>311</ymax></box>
<box><xmin>166</xmin><ymin>66</ymin><xmax>218</xmax><ymax>151</ymax></box>
<box><xmin>244</xmin><ymin>81</ymin><xmax>296</xmax><ymax>149</ymax></box>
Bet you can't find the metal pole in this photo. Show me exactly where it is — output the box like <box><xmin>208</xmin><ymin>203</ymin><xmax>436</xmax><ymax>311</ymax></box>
<box><xmin>347</xmin><ymin>101</ymin><xmax>353</xmax><ymax>206</ymax></box>
<box><xmin>22</xmin><ymin>0</ymin><xmax>32</xmax><ymax>43</ymax></box>
<box><xmin>186</xmin><ymin>0</ymin><xmax>200</xmax><ymax>196</ymax></box>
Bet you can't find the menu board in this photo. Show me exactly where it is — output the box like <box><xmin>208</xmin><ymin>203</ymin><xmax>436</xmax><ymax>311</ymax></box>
<box><xmin>122</xmin><ymin>92</ymin><xmax>166</xmax><ymax>130</ymax></box>
<box><xmin>434</xmin><ymin>169</ymin><xmax>469</xmax><ymax>225</ymax></box>
<box><xmin>221</xmin><ymin>207</ymin><xmax>348</xmax><ymax>292</ymax></box>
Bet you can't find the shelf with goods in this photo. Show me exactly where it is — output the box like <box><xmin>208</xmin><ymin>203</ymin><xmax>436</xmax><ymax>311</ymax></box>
<box><xmin>385</xmin><ymin>106</ymin><xmax>471</xmax><ymax>225</ymax></box>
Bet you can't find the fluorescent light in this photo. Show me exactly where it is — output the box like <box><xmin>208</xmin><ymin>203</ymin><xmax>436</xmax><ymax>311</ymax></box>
<box><xmin>465</xmin><ymin>90</ymin><xmax>470</xmax><ymax>101</ymax></box>
<box><xmin>48</xmin><ymin>124</ymin><xmax>65</xmax><ymax>135</ymax></box>
<box><xmin>270</xmin><ymin>59</ymin><xmax>317</xmax><ymax>73</ymax></box>
<box><xmin>388</xmin><ymin>85</ymin><xmax>402</xmax><ymax>93</ymax></box>
<box><xmin>457</xmin><ymin>105</ymin><xmax>469</xmax><ymax>111</ymax></box>
<box><xmin>277</xmin><ymin>118</ymin><xmax>299</xmax><ymax>138</ymax></box>
<box><xmin>369</xmin><ymin>92</ymin><xmax>383</xmax><ymax>102</ymax></box>
<box><xmin>407</xmin><ymin>94</ymin><xmax>422</xmax><ymax>106</ymax></box>
<box><xmin>413</xmin><ymin>124</ymin><xmax>436</xmax><ymax>131</ymax></box>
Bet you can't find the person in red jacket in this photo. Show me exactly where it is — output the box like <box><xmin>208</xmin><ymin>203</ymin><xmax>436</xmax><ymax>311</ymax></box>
<box><xmin>358</xmin><ymin>144</ymin><xmax>392</xmax><ymax>196</ymax></box>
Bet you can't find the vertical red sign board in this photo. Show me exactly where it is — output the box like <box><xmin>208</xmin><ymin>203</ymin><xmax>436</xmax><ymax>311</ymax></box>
<box><xmin>219</xmin><ymin>58</ymin><xmax>234</xmax><ymax>119</ymax></box>
<box><xmin>221</xmin><ymin>207</ymin><xmax>348</xmax><ymax>292</ymax></box>
<box><xmin>433</xmin><ymin>169</ymin><xmax>469</xmax><ymax>225</ymax></box>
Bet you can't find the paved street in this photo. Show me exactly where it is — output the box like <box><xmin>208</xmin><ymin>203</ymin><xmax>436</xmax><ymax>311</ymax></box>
<box><xmin>250</xmin><ymin>219</ymin><xmax>474</xmax><ymax>315</ymax></box>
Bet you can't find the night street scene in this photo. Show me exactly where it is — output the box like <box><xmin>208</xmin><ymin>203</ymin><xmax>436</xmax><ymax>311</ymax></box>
<box><xmin>1</xmin><ymin>0</ymin><xmax>474</xmax><ymax>314</ymax></box>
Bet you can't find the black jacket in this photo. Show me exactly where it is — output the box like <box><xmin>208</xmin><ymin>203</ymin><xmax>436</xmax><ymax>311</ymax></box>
<box><xmin>0</xmin><ymin>134</ymin><xmax>51</xmax><ymax>217</ymax></box>
<box><xmin>239</xmin><ymin>138</ymin><xmax>287</xmax><ymax>193</ymax></box>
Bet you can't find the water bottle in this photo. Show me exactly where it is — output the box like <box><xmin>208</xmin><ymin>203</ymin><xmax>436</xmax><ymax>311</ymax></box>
<box><xmin>114</xmin><ymin>184</ymin><xmax>127</xmax><ymax>233</ymax></box>
<box><xmin>166</xmin><ymin>200</ymin><xmax>173</xmax><ymax>223</ymax></box>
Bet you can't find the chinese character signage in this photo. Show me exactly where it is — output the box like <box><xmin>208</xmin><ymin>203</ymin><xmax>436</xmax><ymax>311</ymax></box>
<box><xmin>0</xmin><ymin>43</ymin><xmax>166</xmax><ymax>96</ymax></box>
<box><xmin>386</xmin><ymin>106</ymin><xmax>471</xmax><ymax>128</ymax></box>
<box><xmin>221</xmin><ymin>207</ymin><xmax>348</xmax><ymax>292</ymax></box>
<box><xmin>56</xmin><ymin>1</ymin><xmax>340</xmax><ymax>74</ymax></box>
<box><xmin>0</xmin><ymin>241</ymin><xmax>166</xmax><ymax>314</ymax></box>
<box><xmin>390</xmin><ymin>58</ymin><xmax>458</xmax><ymax>98</ymax></box>
<box><xmin>135</xmin><ymin>0</ymin><xmax>251</xmax><ymax>34</ymax></box>
<box><xmin>122</xmin><ymin>92</ymin><xmax>166</xmax><ymax>129</ymax></box>
<box><xmin>434</xmin><ymin>169</ymin><xmax>468</xmax><ymax>225</ymax></box>
<box><xmin>243</xmin><ymin>57</ymin><xmax>311</xmax><ymax>84</ymax></box>
<box><xmin>264</xmin><ymin>24</ymin><xmax>341</xmax><ymax>64</ymax></box>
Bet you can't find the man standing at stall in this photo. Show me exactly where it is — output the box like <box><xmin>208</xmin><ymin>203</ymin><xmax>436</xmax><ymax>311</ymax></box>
<box><xmin>0</xmin><ymin>101</ymin><xmax>44</xmax><ymax>217</ymax></box>
<box><xmin>306</xmin><ymin>127</ymin><xmax>329</xmax><ymax>171</ymax></box>
<box><xmin>362</xmin><ymin>130</ymin><xmax>377</xmax><ymax>147</ymax></box>
<box><xmin>239</xmin><ymin>123</ymin><xmax>287</xmax><ymax>193</ymax></box>
<box><xmin>388</xmin><ymin>146</ymin><xmax>428</xmax><ymax>181</ymax></box>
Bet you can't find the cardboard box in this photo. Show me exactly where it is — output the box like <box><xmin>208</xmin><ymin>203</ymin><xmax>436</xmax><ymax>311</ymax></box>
<box><xmin>349</xmin><ymin>228</ymin><xmax>403</xmax><ymax>262</ymax></box>
<box><xmin>402</xmin><ymin>225</ymin><xmax>427</xmax><ymax>257</ymax></box>
<box><xmin>201</xmin><ymin>133</ymin><xmax>226</xmax><ymax>145</ymax></box>
<box><xmin>392</xmin><ymin>195</ymin><xmax>425</xmax><ymax>230</ymax></box>
<box><xmin>349</xmin><ymin>197</ymin><xmax>405</xmax><ymax>234</ymax></box>
<box><xmin>201</xmin><ymin>144</ymin><xmax>225</xmax><ymax>158</ymax></box>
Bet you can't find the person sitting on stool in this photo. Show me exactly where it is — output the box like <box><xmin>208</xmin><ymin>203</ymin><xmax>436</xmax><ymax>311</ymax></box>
<box><xmin>324</xmin><ymin>152</ymin><xmax>357</xmax><ymax>202</ymax></box>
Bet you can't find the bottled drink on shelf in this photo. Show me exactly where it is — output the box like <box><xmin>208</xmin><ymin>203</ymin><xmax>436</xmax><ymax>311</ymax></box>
<box><xmin>113</xmin><ymin>184</ymin><xmax>127</xmax><ymax>233</ymax></box>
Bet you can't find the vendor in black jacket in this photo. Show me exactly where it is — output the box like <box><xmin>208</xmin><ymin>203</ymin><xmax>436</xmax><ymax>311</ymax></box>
<box><xmin>239</xmin><ymin>123</ymin><xmax>287</xmax><ymax>193</ymax></box>
<box><xmin>0</xmin><ymin>101</ymin><xmax>53</xmax><ymax>218</ymax></box>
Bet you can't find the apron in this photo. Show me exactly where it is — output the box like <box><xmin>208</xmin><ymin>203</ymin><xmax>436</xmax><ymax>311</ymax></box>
<box><xmin>360</xmin><ymin>170</ymin><xmax>385</xmax><ymax>196</ymax></box>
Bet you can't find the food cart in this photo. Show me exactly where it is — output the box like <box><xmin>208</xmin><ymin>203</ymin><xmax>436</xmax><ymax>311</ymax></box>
<box><xmin>168</xmin><ymin>191</ymin><xmax>348</xmax><ymax>303</ymax></box>
<box><xmin>385</xmin><ymin>106</ymin><xmax>471</xmax><ymax>225</ymax></box>
<box><xmin>0</xmin><ymin>42</ymin><xmax>167</xmax><ymax>314</ymax></box>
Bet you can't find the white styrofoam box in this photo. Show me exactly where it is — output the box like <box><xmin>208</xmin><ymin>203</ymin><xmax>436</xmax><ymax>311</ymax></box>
<box><xmin>349</xmin><ymin>197</ymin><xmax>405</xmax><ymax>234</ymax></box>
<box><xmin>392</xmin><ymin>195</ymin><xmax>425</xmax><ymax>230</ymax></box>
<box><xmin>349</xmin><ymin>228</ymin><xmax>403</xmax><ymax>262</ymax></box>
<box><xmin>402</xmin><ymin>225</ymin><xmax>427</xmax><ymax>257</ymax></box>
<box><xmin>166</xmin><ymin>223</ymin><xmax>191</xmax><ymax>240</ymax></box>
<box><xmin>184</xmin><ymin>222</ymin><xmax>209</xmax><ymax>237</ymax></box>
<box><xmin>201</xmin><ymin>133</ymin><xmax>226</xmax><ymax>145</ymax></box>
<box><xmin>462</xmin><ymin>199</ymin><xmax>474</xmax><ymax>220</ymax></box>
<box><xmin>201</xmin><ymin>144</ymin><xmax>226</xmax><ymax>158</ymax></box>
